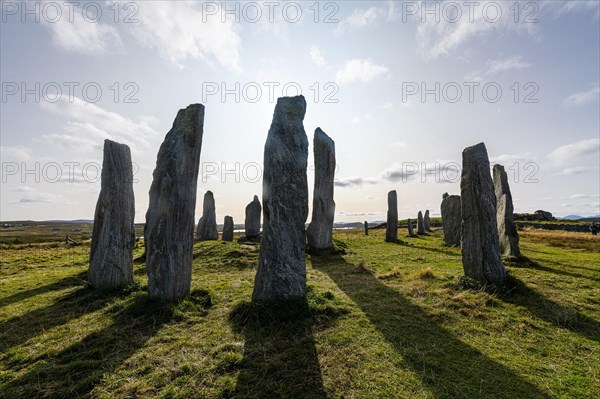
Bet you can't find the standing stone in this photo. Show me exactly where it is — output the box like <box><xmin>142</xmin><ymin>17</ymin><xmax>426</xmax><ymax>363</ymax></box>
<box><xmin>493</xmin><ymin>164</ymin><xmax>521</xmax><ymax>258</ymax></box>
<box><xmin>307</xmin><ymin>128</ymin><xmax>336</xmax><ymax>249</ymax></box>
<box><xmin>145</xmin><ymin>104</ymin><xmax>204</xmax><ymax>301</ymax></box>
<box><xmin>424</xmin><ymin>210</ymin><xmax>431</xmax><ymax>231</ymax></box>
<box><xmin>245</xmin><ymin>195</ymin><xmax>262</xmax><ymax>240</ymax></box>
<box><xmin>222</xmin><ymin>216</ymin><xmax>234</xmax><ymax>242</ymax></box>
<box><xmin>461</xmin><ymin>142</ymin><xmax>506</xmax><ymax>284</ymax></box>
<box><xmin>441</xmin><ymin>192</ymin><xmax>461</xmax><ymax>246</ymax></box>
<box><xmin>417</xmin><ymin>211</ymin><xmax>425</xmax><ymax>234</ymax></box>
<box><xmin>89</xmin><ymin>139</ymin><xmax>135</xmax><ymax>290</ymax></box>
<box><xmin>253</xmin><ymin>96</ymin><xmax>309</xmax><ymax>303</ymax></box>
<box><xmin>197</xmin><ymin>191</ymin><xmax>218</xmax><ymax>240</ymax></box>
<box><xmin>407</xmin><ymin>218</ymin><xmax>415</xmax><ymax>237</ymax></box>
<box><xmin>385</xmin><ymin>190</ymin><xmax>398</xmax><ymax>242</ymax></box>
<box><xmin>364</xmin><ymin>221</ymin><xmax>369</xmax><ymax>236</ymax></box>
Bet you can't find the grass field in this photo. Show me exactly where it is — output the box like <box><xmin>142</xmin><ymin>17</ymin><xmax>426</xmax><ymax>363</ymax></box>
<box><xmin>1</xmin><ymin>228</ymin><xmax>599</xmax><ymax>398</ymax></box>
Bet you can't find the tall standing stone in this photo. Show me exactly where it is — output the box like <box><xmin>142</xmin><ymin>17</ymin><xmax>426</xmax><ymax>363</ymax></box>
<box><xmin>417</xmin><ymin>211</ymin><xmax>425</xmax><ymax>234</ymax></box>
<box><xmin>461</xmin><ymin>143</ymin><xmax>506</xmax><ymax>284</ymax></box>
<box><xmin>222</xmin><ymin>216</ymin><xmax>234</xmax><ymax>242</ymax></box>
<box><xmin>424</xmin><ymin>210</ymin><xmax>431</xmax><ymax>231</ymax></box>
<box><xmin>441</xmin><ymin>192</ymin><xmax>461</xmax><ymax>246</ymax></box>
<box><xmin>407</xmin><ymin>218</ymin><xmax>415</xmax><ymax>237</ymax></box>
<box><xmin>245</xmin><ymin>195</ymin><xmax>262</xmax><ymax>240</ymax></box>
<box><xmin>145</xmin><ymin>104</ymin><xmax>204</xmax><ymax>301</ymax></box>
<box><xmin>385</xmin><ymin>190</ymin><xmax>398</xmax><ymax>242</ymax></box>
<box><xmin>364</xmin><ymin>221</ymin><xmax>369</xmax><ymax>236</ymax></box>
<box><xmin>253</xmin><ymin>96</ymin><xmax>309</xmax><ymax>302</ymax></box>
<box><xmin>307</xmin><ymin>128</ymin><xmax>336</xmax><ymax>249</ymax></box>
<box><xmin>197</xmin><ymin>191</ymin><xmax>218</xmax><ymax>240</ymax></box>
<box><xmin>89</xmin><ymin>140</ymin><xmax>135</xmax><ymax>290</ymax></box>
<box><xmin>493</xmin><ymin>164</ymin><xmax>521</xmax><ymax>258</ymax></box>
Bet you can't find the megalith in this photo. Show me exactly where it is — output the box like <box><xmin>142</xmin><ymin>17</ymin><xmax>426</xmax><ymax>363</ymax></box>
<box><xmin>407</xmin><ymin>218</ymin><xmax>415</xmax><ymax>237</ymax></box>
<box><xmin>417</xmin><ymin>211</ymin><xmax>425</xmax><ymax>235</ymax></box>
<box><xmin>245</xmin><ymin>195</ymin><xmax>262</xmax><ymax>240</ymax></box>
<box><xmin>493</xmin><ymin>164</ymin><xmax>521</xmax><ymax>258</ymax></box>
<box><xmin>424</xmin><ymin>210</ymin><xmax>431</xmax><ymax>231</ymax></box>
<box><xmin>222</xmin><ymin>216</ymin><xmax>234</xmax><ymax>242</ymax></box>
<box><xmin>385</xmin><ymin>190</ymin><xmax>398</xmax><ymax>242</ymax></box>
<box><xmin>441</xmin><ymin>193</ymin><xmax>461</xmax><ymax>246</ymax></box>
<box><xmin>197</xmin><ymin>191</ymin><xmax>218</xmax><ymax>240</ymax></box>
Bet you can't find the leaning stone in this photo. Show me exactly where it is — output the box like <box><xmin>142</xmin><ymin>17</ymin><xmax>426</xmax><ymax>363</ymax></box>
<box><xmin>89</xmin><ymin>139</ymin><xmax>135</xmax><ymax>290</ymax></box>
<box><xmin>493</xmin><ymin>164</ymin><xmax>521</xmax><ymax>258</ymax></box>
<box><xmin>197</xmin><ymin>191</ymin><xmax>218</xmax><ymax>240</ymax></box>
<box><xmin>253</xmin><ymin>96</ymin><xmax>309</xmax><ymax>302</ymax></box>
<box><xmin>222</xmin><ymin>216</ymin><xmax>234</xmax><ymax>242</ymax></box>
<box><xmin>424</xmin><ymin>210</ymin><xmax>431</xmax><ymax>231</ymax></box>
<box><xmin>145</xmin><ymin>104</ymin><xmax>204</xmax><ymax>301</ymax></box>
<box><xmin>417</xmin><ymin>211</ymin><xmax>425</xmax><ymax>235</ymax></box>
<box><xmin>385</xmin><ymin>190</ymin><xmax>398</xmax><ymax>242</ymax></box>
<box><xmin>307</xmin><ymin>128</ymin><xmax>336</xmax><ymax>249</ymax></box>
<box><xmin>460</xmin><ymin>142</ymin><xmax>506</xmax><ymax>284</ymax></box>
<box><xmin>441</xmin><ymin>193</ymin><xmax>461</xmax><ymax>246</ymax></box>
<box><xmin>245</xmin><ymin>195</ymin><xmax>262</xmax><ymax>240</ymax></box>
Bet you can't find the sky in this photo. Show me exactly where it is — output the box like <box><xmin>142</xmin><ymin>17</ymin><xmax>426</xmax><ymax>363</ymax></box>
<box><xmin>1</xmin><ymin>0</ymin><xmax>599</xmax><ymax>223</ymax></box>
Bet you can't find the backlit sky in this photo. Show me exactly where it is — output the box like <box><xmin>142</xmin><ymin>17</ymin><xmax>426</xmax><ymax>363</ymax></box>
<box><xmin>1</xmin><ymin>0</ymin><xmax>599</xmax><ymax>223</ymax></box>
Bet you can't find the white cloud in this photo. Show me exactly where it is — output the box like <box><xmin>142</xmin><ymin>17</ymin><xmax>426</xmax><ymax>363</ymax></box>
<box><xmin>335</xmin><ymin>176</ymin><xmax>378</xmax><ymax>188</ymax></box>
<box><xmin>563</xmin><ymin>87</ymin><xmax>600</xmax><ymax>107</ymax></box>
<box><xmin>0</xmin><ymin>146</ymin><xmax>32</xmax><ymax>161</ymax></box>
<box><xmin>42</xmin><ymin>1</ymin><xmax>123</xmax><ymax>56</ymax></box>
<box><xmin>350</xmin><ymin>114</ymin><xmax>372</xmax><ymax>125</ymax></box>
<box><xmin>40</xmin><ymin>97</ymin><xmax>158</xmax><ymax>154</ymax></box>
<box><xmin>336</xmin><ymin>6</ymin><xmax>387</xmax><ymax>34</ymax></box>
<box><xmin>9</xmin><ymin>186</ymin><xmax>77</xmax><ymax>205</ymax></box>
<box><xmin>466</xmin><ymin>56</ymin><xmax>531</xmax><ymax>81</ymax></box>
<box><xmin>562</xmin><ymin>166</ymin><xmax>588</xmax><ymax>176</ymax></box>
<box><xmin>127</xmin><ymin>1</ymin><xmax>242</xmax><ymax>71</ymax></box>
<box><xmin>381</xmin><ymin>102</ymin><xmax>393</xmax><ymax>109</ymax></box>
<box><xmin>335</xmin><ymin>59</ymin><xmax>389</xmax><ymax>84</ymax></box>
<box><xmin>388</xmin><ymin>141</ymin><xmax>407</xmax><ymax>148</ymax></box>
<box><xmin>490</xmin><ymin>152</ymin><xmax>535</xmax><ymax>164</ymax></box>
<box><xmin>548</xmin><ymin>138</ymin><xmax>600</xmax><ymax>165</ymax></box>
<box><xmin>309</xmin><ymin>46</ymin><xmax>329</xmax><ymax>69</ymax></box>
<box><xmin>546</xmin><ymin>0</ymin><xmax>600</xmax><ymax>18</ymax></box>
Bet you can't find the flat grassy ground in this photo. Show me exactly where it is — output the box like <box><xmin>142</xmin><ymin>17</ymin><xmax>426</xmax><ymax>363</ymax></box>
<box><xmin>0</xmin><ymin>229</ymin><xmax>598</xmax><ymax>399</ymax></box>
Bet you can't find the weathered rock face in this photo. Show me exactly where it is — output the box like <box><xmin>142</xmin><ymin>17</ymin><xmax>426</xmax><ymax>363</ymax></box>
<box><xmin>89</xmin><ymin>139</ymin><xmax>135</xmax><ymax>290</ymax></box>
<box><xmin>222</xmin><ymin>216</ymin><xmax>234</xmax><ymax>242</ymax></box>
<box><xmin>245</xmin><ymin>195</ymin><xmax>262</xmax><ymax>240</ymax></box>
<box><xmin>534</xmin><ymin>210</ymin><xmax>553</xmax><ymax>220</ymax></box>
<box><xmin>307</xmin><ymin>128</ymin><xmax>336</xmax><ymax>249</ymax></box>
<box><xmin>424</xmin><ymin>210</ymin><xmax>431</xmax><ymax>231</ymax></box>
<box><xmin>364</xmin><ymin>221</ymin><xmax>369</xmax><ymax>235</ymax></box>
<box><xmin>407</xmin><ymin>218</ymin><xmax>415</xmax><ymax>237</ymax></box>
<box><xmin>441</xmin><ymin>193</ymin><xmax>461</xmax><ymax>246</ymax></box>
<box><xmin>197</xmin><ymin>191</ymin><xmax>218</xmax><ymax>240</ymax></box>
<box><xmin>253</xmin><ymin>96</ymin><xmax>309</xmax><ymax>303</ymax></box>
<box><xmin>493</xmin><ymin>164</ymin><xmax>521</xmax><ymax>258</ymax></box>
<box><xmin>417</xmin><ymin>211</ymin><xmax>425</xmax><ymax>234</ymax></box>
<box><xmin>145</xmin><ymin>104</ymin><xmax>204</xmax><ymax>301</ymax></box>
<box><xmin>385</xmin><ymin>190</ymin><xmax>398</xmax><ymax>242</ymax></box>
<box><xmin>460</xmin><ymin>142</ymin><xmax>506</xmax><ymax>284</ymax></box>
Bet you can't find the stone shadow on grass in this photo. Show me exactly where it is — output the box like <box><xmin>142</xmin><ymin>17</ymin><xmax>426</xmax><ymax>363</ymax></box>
<box><xmin>311</xmin><ymin>253</ymin><xmax>552</xmax><ymax>399</ymax></box>
<box><xmin>507</xmin><ymin>256</ymin><xmax>600</xmax><ymax>283</ymax></box>
<box><xmin>3</xmin><ymin>289</ymin><xmax>211</xmax><ymax>398</ymax></box>
<box><xmin>229</xmin><ymin>288</ymin><xmax>347</xmax><ymax>399</ymax></box>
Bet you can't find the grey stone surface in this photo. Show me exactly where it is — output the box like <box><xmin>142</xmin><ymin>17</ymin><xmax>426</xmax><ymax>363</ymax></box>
<box><xmin>441</xmin><ymin>193</ymin><xmax>461</xmax><ymax>246</ymax></box>
<box><xmin>307</xmin><ymin>128</ymin><xmax>336</xmax><ymax>249</ymax></box>
<box><xmin>245</xmin><ymin>195</ymin><xmax>262</xmax><ymax>240</ymax></box>
<box><xmin>534</xmin><ymin>210</ymin><xmax>553</xmax><ymax>219</ymax></box>
<box><xmin>222</xmin><ymin>215</ymin><xmax>234</xmax><ymax>242</ymax></box>
<box><xmin>253</xmin><ymin>96</ymin><xmax>309</xmax><ymax>303</ymax></box>
<box><xmin>424</xmin><ymin>210</ymin><xmax>431</xmax><ymax>231</ymax></box>
<box><xmin>145</xmin><ymin>104</ymin><xmax>204</xmax><ymax>301</ymax></box>
<box><xmin>417</xmin><ymin>211</ymin><xmax>425</xmax><ymax>235</ymax></box>
<box><xmin>385</xmin><ymin>190</ymin><xmax>398</xmax><ymax>242</ymax></box>
<box><xmin>493</xmin><ymin>164</ymin><xmax>521</xmax><ymax>258</ymax></box>
<box><xmin>460</xmin><ymin>142</ymin><xmax>506</xmax><ymax>284</ymax></box>
<box><xmin>407</xmin><ymin>218</ymin><xmax>415</xmax><ymax>237</ymax></box>
<box><xmin>197</xmin><ymin>191</ymin><xmax>218</xmax><ymax>240</ymax></box>
<box><xmin>89</xmin><ymin>139</ymin><xmax>135</xmax><ymax>290</ymax></box>
<box><xmin>364</xmin><ymin>221</ymin><xmax>369</xmax><ymax>235</ymax></box>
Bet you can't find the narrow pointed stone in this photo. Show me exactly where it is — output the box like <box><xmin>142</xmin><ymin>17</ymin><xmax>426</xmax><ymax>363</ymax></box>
<box><xmin>493</xmin><ymin>164</ymin><xmax>521</xmax><ymax>258</ymax></box>
<box><xmin>245</xmin><ymin>195</ymin><xmax>262</xmax><ymax>240</ymax></box>
<box><xmin>424</xmin><ymin>210</ymin><xmax>431</xmax><ymax>231</ymax></box>
<box><xmin>441</xmin><ymin>192</ymin><xmax>461</xmax><ymax>246</ymax></box>
<box><xmin>253</xmin><ymin>96</ymin><xmax>309</xmax><ymax>303</ymax></box>
<box><xmin>307</xmin><ymin>128</ymin><xmax>336</xmax><ymax>249</ymax></box>
<box><xmin>364</xmin><ymin>221</ymin><xmax>369</xmax><ymax>235</ymax></box>
<box><xmin>89</xmin><ymin>139</ymin><xmax>135</xmax><ymax>290</ymax></box>
<box><xmin>222</xmin><ymin>216</ymin><xmax>234</xmax><ymax>242</ymax></box>
<box><xmin>145</xmin><ymin>104</ymin><xmax>204</xmax><ymax>301</ymax></box>
<box><xmin>385</xmin><ymin>190</ymin><xmax>398</xmax><ymax>242</ymax></box>
<box><xmin>417</xmin><ymin>211</ymin><xmax>425</xmax><ymax>235</ymax></box>
<box><xmin>197</xmin><ymin>191</ymin><xmax>218</xmax><ymax>240</ymax></box>
<box><xmin>461</xmin><ymin>142</ymin><xmax>506</xmax><ymax>284</ymax></box>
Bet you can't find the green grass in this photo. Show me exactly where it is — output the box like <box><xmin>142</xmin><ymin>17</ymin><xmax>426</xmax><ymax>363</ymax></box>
<box><xmin>1</xmin><ymin>229</ymin><xmax>599</xmax><ymax>398</ymax></box>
